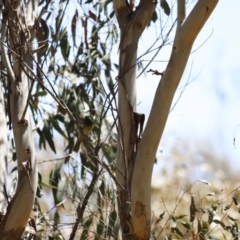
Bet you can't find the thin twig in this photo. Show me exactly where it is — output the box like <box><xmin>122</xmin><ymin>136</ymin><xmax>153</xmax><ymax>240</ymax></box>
<box><xmin>69</xmin><ymin>169</ymin><xmax>102</xmax><ymax>240</ymax></box>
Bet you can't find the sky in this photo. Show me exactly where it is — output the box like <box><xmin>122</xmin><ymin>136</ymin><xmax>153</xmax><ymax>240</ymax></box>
<box><xmin>132</xmin><ymin>1</ymin><xmax>240</xmax><ymax>172</ymax></box>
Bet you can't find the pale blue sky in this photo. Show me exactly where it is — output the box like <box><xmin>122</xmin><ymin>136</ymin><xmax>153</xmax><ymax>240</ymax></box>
<box><xmin>133</xmin><ymin>1</ymin><xmax>240</xmax><ymax>170</ymax></box>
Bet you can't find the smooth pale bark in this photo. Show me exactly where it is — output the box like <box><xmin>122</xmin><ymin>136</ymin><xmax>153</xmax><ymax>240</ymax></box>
<box><xmin>0</xmin><ymin>84</ymin><xmax>7</xmax><ymax>215</ymax></box>
<box><xmin>114</xmin><ymin>0</ymin><xmax>156</xmax><ymax>236</ymax></box>
<box><xmin>130</xmin><ymin>0</ymin><xmax>218</xmax><ymax>239</ymax></box>
<box><xmin>0</xmin><ymin>0</ymin><xmax>39</xmax><ymax>239</ymax></box>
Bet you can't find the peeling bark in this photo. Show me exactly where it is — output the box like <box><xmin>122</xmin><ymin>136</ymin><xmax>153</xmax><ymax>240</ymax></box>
<box><xmin>114</xmin><ymin>0</ymin><xmax>218</xmax><ymax>239</ymax></box>
<box><xmin>114</xmin><ymin>0</ymin><xmax>156</xmax><ymax>238</ymax></box>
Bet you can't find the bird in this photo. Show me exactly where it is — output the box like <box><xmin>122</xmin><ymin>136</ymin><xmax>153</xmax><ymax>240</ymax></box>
<box><xmin>73</xmin><ymin>116</ymin><xmax>94</xmax><ymax>152</ymax></box>
<box><xmin>80</xmin><ymin>116</ymin><xmax>94</xmax><ymax>140</ymax></box>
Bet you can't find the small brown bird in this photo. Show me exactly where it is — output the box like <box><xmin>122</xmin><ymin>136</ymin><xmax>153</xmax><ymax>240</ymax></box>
<box><xmin>80</xmin><ymin>116</ymin><xmax>94</xmax><ymax>140</ymax></box>
<box><xmin>73</xmin><ymin>116</ymin><xmax>94</xmax><ymax>152</ymax></box>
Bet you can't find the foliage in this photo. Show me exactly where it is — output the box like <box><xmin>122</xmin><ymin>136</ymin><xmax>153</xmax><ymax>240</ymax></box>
<box><xmin>22</xmin><ymin>138</ymin><xmax>240</xmax><ymax>240</ymax></box>
<box><xmin>151</xmin><ymin>142</ymin><xmax>240</xmax><ymax>240</ymax></box>
<box><xmin>14</xmin><ymin>0</ymin><xmax>173</xmax><ymax>238</ymax></box>
<box><xmin>29</xmin><ymin>0</ymin><xmax>120</xmax><ymax>238</ymax></box>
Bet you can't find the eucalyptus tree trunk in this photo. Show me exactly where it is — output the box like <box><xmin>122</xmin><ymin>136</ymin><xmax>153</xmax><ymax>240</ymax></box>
<box><xmin>113</xmin><ymin>0</ymin><xmax>156</xmax><ymax>236</ymax></box>
<box><xmin>0</xmin><ymin>0</ymin><xmax>39</xmax><ymax>239</ymax></box>
<box><xmin>114</xmin><ymin>0</ymin><xmax>218</xmax><ymax>239</ymax></box>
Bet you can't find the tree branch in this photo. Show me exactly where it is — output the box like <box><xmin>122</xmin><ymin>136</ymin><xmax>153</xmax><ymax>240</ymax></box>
<box><xmin>113</xmin><ymin>0</ymin><xmax>128</xmax><ymax>28</ymax></box>
<box><xmin>1</xmin><ymin>0</ymin><xmax>39</xmax><ymax>238</ymax></box>
<box><xmin>130</xmin><ymin>0</ymin><xmax>218</xmax><ymax>238</ymax></box>
<box><xmin>177</xmin><ymin>0</ymin><xmax>185</xmax><ymax>28</ymax></box>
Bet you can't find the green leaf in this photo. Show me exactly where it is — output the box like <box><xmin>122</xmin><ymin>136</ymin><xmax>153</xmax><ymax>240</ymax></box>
<box><xmin>12</xmin><ymin>151</ymin><xmax>16</xmax><ymax>161</ymax></box>
<box><xmin>202</xmin><ymin>221</ymin><xmax>209</xmax><ymax>234</ymax></box>
<box><xmin>11</xmin><ymin>166</ymin><xmax>17</xmax><ymax>173</ymax></box>
<box><xmin>161</xmin><ymin>0</ymin><xmax>170</xmax><ymax>16</ymax></box>
<box><xmin>42</xmin><ymin>123</ymin><xmax>56</xmax><ymax>153</ymax></box>
<box><xmin>198</xmin><ymin>179</ymin><xmax>212</xmax><ymax>186</ymax></box>
<box><xmin>113</xmin><ymin>63</ymin><xmax>119</xmax><ymax>70</ymax></box>
<box><xmin>197</xmin><ymin>219</ymin><xmax>204</xmax><ymax>240</ymax></box>
<box><xmin>99</xmin><ymin>181</ymin><xmax>105</xmax><ymax>196</ymax></box>
<box><xmin>50</xmin><ymin>163</ymin><xmax>62</xmax><ymax>205</ymax></box>
<box><xmin>221</xmin><ymin>232</ymin><xmax>228</xmax><ymax>240</ymax></box>
<box><xmin>179</xmin><ymin>220</ymin><xmax>191</xmax><ymax>230</ymax></box>
<box><xmin>213</xmin><ymin>219</ymin><xmax>225</xmax><ymax>229</ymax></box>
<box><xmin>51</xmin><ymin>116</ymin><xmax>67</xmax><ymax>138</ymax></box>
<box><xmin>231</xmin><ymin>224</ymin><xmax>239</xmax><ymax>238</ymax></box>
<box><xmin>107</xmin><ymin>211</ymin><xmax>117</xmax><ymax>236</ymax></box>
<box><xmin>109</xmin><ymin>10</ymin><xmax>115</xmax><ymax>19</ymax></box>
<box><xmin>171</xmin><ymin>227</ymin><xmax>183</xmax><ymax>237</ymax></box>
<box><xmin>32</xmin><ymin>91</ymin><xmax>47</xmax><ymax>97</ymax></box>
<box><xmin>60</xmin><ymin>30</ymin><xmax>70</xmax><ymax>60</ymax></box>
<box><xmin>207</xmin><ymin>235</ymin><xmax>221</xmax><ymax>240</ymax></box>
<box><xmin>80</xmin><ymin>218</ymin><xmax>93</xmax><ymax>240</ymax></box>
<box><xmin>165</xmin><ymin>234</ymin><xmax>172</xmax><ymax>240</ymax></box>
<box><xmin>224</xmin><ymin>205</ymin><xmax>230</xmax><ymax>211</ymax></box>
<box><xmin>233</xmin><ymin>197</ymin><xmax>239</xmax><ymax>206</ymax></box>
<box><xmin>151</xmin><ymin>10</ymin><xmax>158</xmax><ymax>23</ymax></box>
<box><xmin>54</xmin><ymin>210</ymin><xmax>60</xmax><ymax>225</ymax></box>
<box><xmin>55</xmin><ymin>114</ymin><xmax>65</xmax><ymax>123</ymax></box>
<box><xmin>225</xmin><ymin>225</ymin><xmax>232</xmax><ymax>231</ymax></box>
<box><xmin>37</xmin><ymin>127</ymin><xmax>46</xmax><ymax>150</ymax></box>
<box><xmin>228</xmin><ymin>214</ymin><xmax>237</xmax><ymax>222</ymax></box>
<box><xmin>155</xmin><ymin>211</ymin><xmax>165</xmax><ymax>224</ymax></box>
<box><xmin>39</xmin><ymin>181</ymin><xmax>58</xmax><ymax>189</ymax></box>
<box><xmin>80</xmin><ymin>152</ymin><xmax>87</xmax><ymax>178</ymax></box>
<box><xmin>102</xmin><ymin>143</ymin><xmax>116</xmax><ymax>164</ymax></box>
<box><xmin>190</xmin><ymin>195</ymin><xmax>196</xmax><ymax>222</ymax></box>
<box><xmin>96</xmin><ymin>215</ymin><xmax>104</xmax><ymax>237</ymax></box>
<box><xmin>207</xmin><ymin>207</ymin><xmax>215</xmax><ymax>224</ymax></box>
<box><xmin>175</xmin><ymin>214</ymin><xmax>187</xmax><ymax>220</ymax></box>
